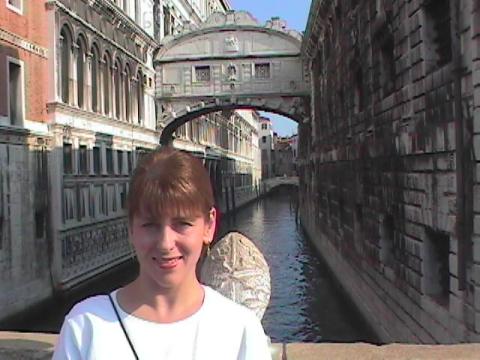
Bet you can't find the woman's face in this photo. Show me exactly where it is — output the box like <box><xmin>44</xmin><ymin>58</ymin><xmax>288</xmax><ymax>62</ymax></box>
<box><xmin>130</xmin><ymin>208</ymin><xmax>216</xmax><ymax>291</ymax></box>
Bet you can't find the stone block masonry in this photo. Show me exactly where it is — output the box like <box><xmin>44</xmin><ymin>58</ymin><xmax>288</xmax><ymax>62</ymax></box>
<box><xmin>300</xmin><ymin>0</ymin><xmax>480</xmax><ymax>343</ymax></box>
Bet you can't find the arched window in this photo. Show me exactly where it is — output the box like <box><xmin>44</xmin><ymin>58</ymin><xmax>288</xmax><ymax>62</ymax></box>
<box><xmin>137</xmin><ymin>70</ymin><xmax>144</xmax><ymax>124</ymax></box>
<box><xmin>76</xmin><ymin>35</ymin><xmax>87</xmax><ymax>109</ymax></box>
<box><xmin>60</xmin><ymin>26</ymin><xmax>72</xmax><ymax>104</ymax></box>
<box><xmin>124</xmin><ymin>65</ymin><xmax>131</xmax><ymax>122</ymax></box>
<box><xmin>91</xmin><ymin>44</ymin><xmax>100</xmax><ymax>112</ymax></box>
<box><xmin>103</xmin><ymin>53</ymin><xmax>111</xmax><ymax>116</ymax></box>
<box><xmin>114</xmin><ymin>58</ymin><xmax>121</xmax><ymax>120</ymax></box>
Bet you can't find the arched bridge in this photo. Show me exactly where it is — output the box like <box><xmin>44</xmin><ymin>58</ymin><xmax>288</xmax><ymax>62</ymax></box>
<box><xmin>154</xmin><ymin>11</ymin><xmax>310</xmax><ymax>145</ymax></box>
<box><xmin>263</xmin><ymin>176</ymin><xmax>299</xmax><ymax>192</ymax></box>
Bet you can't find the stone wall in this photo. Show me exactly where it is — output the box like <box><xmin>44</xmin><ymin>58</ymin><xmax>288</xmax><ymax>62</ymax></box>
<box><xmin>0</xmin><ymin>128</ymin><xmax>52</xmax><ymax>320</ymax></box>
<box><xmin>300</xmin><ymin>0</ymin><xmax>480</xmax><ymax>343</ymax></box>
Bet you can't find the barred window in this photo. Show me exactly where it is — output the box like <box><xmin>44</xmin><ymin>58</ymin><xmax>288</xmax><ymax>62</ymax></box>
<box><xmin>63</xmin><ymin>143</ymin><xmax>73</xmax><ymax>174</ymax></box>
<box><xmin>93</xmin><ymin>147</ymin><xmax>101</xmax><ymax>174</ymax></box>
<box><xmin>424</xmin><ymin>0</ymin><xmax>451</xmax><ymax>70</ymax></box>
<box><xmin>195</xmin><ymin>66</ymin><xmax>211</xmax><ymax>82</ymax></box>
<box><xmin>254</xmin><ymin>63</ymin><xmax>270</xmax><ymax>79</ymax></box>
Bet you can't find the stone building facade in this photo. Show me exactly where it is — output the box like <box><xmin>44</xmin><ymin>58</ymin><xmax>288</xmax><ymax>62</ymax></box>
<box><xmin>301</xmin><ymin>0</ymin><xmax>480</xmax><ymax>343</ymax></box>
<box><xmin>0</xmin><ymin>0</ymin><xmax>262</xmax><ymax>322</ymax></box>
<box><xmin>259</xmin><ymin>116</ymin><xmax>274</xmax><ymax>178</ymax></box>
<box><xmin>0</xmin><ymin>0</ymin><xmax>52</xmax><ymax>321</ymax></box>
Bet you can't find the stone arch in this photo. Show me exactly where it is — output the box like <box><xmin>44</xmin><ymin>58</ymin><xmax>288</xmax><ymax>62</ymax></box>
<box><xmin>155</xmin><ymin>11</ymin><xmax>310</xmax><ymax>146</ymax></box>
<box><xmin>75</xmin><ymin>28</ymin><xmax>90</xmax><ymax>52</ymax></box>
<box><xmin>159</xmin><ymin>97</ymin><xmax>308</xmax><ymax>145</ymax></box>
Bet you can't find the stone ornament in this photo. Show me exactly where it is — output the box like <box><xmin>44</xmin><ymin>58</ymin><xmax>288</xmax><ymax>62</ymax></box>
<box><xmin>162</xmin><ymin>11</ymin><xmax>302</xmax><ymax>43</ymax></box>
<box><xmin>200</xmin><ymin>231</ymin><xmax>271</xmax><ymax>320</ymax></box>
<box><xmin>224</xmin><ymin>36</ymin><xmax>240</xmax><ymax>53</ymax></box>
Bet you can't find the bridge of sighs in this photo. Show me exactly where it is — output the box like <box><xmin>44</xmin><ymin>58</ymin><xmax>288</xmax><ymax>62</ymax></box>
<box><xmin>154</xmin><ymin>11</ymin><xmax>311</xmax><ymax>145</ymax></box>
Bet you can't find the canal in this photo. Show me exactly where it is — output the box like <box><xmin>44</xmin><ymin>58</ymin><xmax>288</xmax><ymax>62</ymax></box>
<box><xmin>4</xmin><ymin>187</ymin><xmax>378</xmax><ymax>344</ymax></box>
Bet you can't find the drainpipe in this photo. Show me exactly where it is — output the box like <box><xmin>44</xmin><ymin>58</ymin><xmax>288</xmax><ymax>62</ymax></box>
<box><xmin>451</xmin><ymin>0</ymin><xmax>466</xmax><ymax>290</ymax></box>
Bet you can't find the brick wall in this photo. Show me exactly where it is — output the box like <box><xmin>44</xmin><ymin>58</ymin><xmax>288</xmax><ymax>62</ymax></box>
<box><xmin>0</xmin><ymin>0</ymin><xmax>49</xmax><ymax>123</ymax></box>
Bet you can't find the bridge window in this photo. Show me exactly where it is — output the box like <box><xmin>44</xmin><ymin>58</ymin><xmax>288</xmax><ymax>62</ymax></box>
<box><xmin>194</xmin><ymin>65</ymin><xmax>211</xmax><ymax>82</ymax></box>
<box><xmin>254</xmin><ymin>63</ymin><xmax>270</xmax><ymax>80</ymax></box>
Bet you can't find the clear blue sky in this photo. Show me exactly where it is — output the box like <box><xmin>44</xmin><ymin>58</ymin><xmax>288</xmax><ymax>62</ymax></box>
<box><xmin>231</xmin><ymin>0</ymin><xmax>311</xmax><ymax>136</ymax></box>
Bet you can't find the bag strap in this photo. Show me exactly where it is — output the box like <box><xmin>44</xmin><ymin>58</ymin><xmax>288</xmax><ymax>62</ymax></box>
<box><xmin>108</xmin><ymin>293</ymin><xmax>140</xmax><ymax>360</ymax></box>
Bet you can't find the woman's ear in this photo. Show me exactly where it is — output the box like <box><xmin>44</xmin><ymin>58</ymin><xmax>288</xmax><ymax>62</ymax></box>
<box><xmin>204</xmin><ymin>207</ymin><xmax>217</xmax><ymax>244</ymax></box>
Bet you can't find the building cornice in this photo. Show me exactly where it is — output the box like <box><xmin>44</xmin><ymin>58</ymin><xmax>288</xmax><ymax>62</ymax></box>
<box><xmin>47</xmin><ymin>0</ymin><xmax>158</xmax><ymax>49</ymax></box>
<box><xmin>301</xmin><ymin>0</ymin><xmax>325</xmax><ymax>59</ymax></box>
<box><xmin>0</xmin><ymin>28</ymin><xmax>49</xmax><ymax>58</ymax></box>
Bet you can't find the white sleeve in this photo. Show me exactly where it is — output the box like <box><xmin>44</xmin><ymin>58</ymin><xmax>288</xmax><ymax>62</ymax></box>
<box><xmin>52</xmin><ymin>317</ymin><xmax>83</xmax><ymax>360</ymax></box>
<box><xmin>238</xmin><ymin>312</ymin><xmax>272</xmax><ymax>360</ymax></box>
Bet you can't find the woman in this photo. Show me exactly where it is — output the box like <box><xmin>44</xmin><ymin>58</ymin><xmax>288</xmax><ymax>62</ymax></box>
<box><xmin>53</xmin><ymin>147</ymin><xmax>271</xmax><ymax>359</ymax></box>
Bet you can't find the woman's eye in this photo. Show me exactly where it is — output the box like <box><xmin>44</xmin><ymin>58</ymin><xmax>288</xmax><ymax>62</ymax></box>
<box><xmin>175</xmin><ymin>220</ymin><xmax>193</xmax><ymax>229</ymax></box>
<box><xmin>142</xmin><ymin>223</ymin><xmax>154</xmax><ymax>228</ymax></box>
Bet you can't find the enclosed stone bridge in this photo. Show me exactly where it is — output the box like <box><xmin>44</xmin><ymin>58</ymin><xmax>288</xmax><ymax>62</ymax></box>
<box><xmin>263</xmin><ymin>176</ymin><xmax>299</xmax><ymax>191</ymax></box>
<box><xmin>154</xmin><ymin>11</ymin><xmax>310</xmax><ymax>145</ymax></box>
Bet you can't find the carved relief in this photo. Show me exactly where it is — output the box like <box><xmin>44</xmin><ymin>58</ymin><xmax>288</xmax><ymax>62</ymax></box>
<box><xmin>224</xmin><ymin>36</ymin><xmax>239</xmax><ymax>53</ymax></box>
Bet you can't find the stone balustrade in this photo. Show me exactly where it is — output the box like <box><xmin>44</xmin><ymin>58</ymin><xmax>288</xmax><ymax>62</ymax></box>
<box><xmin>2</xmin><ymin>331</ymin><xmax>480</xmax><ymax>359</ymax></box>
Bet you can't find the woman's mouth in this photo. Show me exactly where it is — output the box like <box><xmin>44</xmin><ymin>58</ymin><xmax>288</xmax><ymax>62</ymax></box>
<box><xmin>153</xmin><ymin>256</ymin><xmax>183</xmax><ymax>269</ymax></box>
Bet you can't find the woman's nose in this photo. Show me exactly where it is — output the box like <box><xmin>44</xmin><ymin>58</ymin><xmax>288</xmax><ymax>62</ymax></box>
<box><xmin>156</xmin><ymin>224</ymin><xmax>176</xmax><ymax>250</ymax></box>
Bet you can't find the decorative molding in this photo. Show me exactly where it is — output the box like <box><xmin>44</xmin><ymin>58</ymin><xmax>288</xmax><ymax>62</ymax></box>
<box><xmin>162</xmin><ymin>11</ymin><xmax>302</xmax><ymax>44</ymax></box>
<box><xmin>0</xmin><ymin>28</ymin><xmax>48</xmax><ymax>58</ymax></box>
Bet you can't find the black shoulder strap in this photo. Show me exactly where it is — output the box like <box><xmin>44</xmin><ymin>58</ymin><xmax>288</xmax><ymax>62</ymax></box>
<box><xmin>108</xmin><ymin>293</ymin><xmax>140</xmax><ymax>360</ymax></box>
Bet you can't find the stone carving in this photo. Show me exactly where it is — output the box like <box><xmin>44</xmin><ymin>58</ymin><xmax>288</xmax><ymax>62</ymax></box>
<box><xmin>200</xmin><ymin>231</ymin><xmax>271</xmax><ymax>320</ymax></box>
<box><xmin>224</xmin><ymin>36</ymin><xmax>239</xmax><ymax>53</ymax></box>
<box><xmin>163</xmin><ymin>11</ymin><xmax>301</xmax><ymax>43</ymax></box>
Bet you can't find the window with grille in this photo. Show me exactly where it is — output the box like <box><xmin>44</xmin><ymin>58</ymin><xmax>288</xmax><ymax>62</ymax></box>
<box><xmin>254</xmin><ymin>63</ymin><xmax>270</xmax><ymax>79</ymax></box>
<box><xmin>93</xmin><ymin>147</ymin><xmax>101</xmax><ymax>174</ymax></box>
<box><xmin>79</xmin><ymin>145</ymin><xmax>88</xmax><ymax>174</ymax></box>
<box><xmin>194</xmin><ymin>66</ymin><xmax>211</xmax><ymax>82</ymax></box>
<box><xmin>63</xmin><ymin>143</ymin><xmax>73</xmax><ymax>174</ymax></box>
<box><xmin>117</xmin><ymin>150</ymin><xmax>123</xmax><ymax>174</ymax></box>
<box><xmin>106</xmin><ymin>148</ymin><xmax>114</xmax><ymax>174</ymax></box>
<box><xmin>424</xmin><ymin>0</ymin><xmax>451</xmax><ymax>71</ymax></box>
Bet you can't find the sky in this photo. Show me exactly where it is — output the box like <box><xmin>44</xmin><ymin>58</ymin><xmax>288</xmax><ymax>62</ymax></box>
<box><xmin>231</xmin><ymin>0</ymin><xmax>312</xmax><ymax>136</ymax></box>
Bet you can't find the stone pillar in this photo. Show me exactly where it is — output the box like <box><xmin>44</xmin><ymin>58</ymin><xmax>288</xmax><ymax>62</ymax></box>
<box><xmin>132</xmin><ymin>77</ymin><xmax>139</xmax><ymax>124</ymax></box>
<box><xmin>99</xmin><ymin>59</ymin><xmax>105</xmax><ymax>115</ymax></box>
<box><xmin>71</xmin><ymin>43</ymin><xmax>79</xmax><ymax>107</ymax></box>
<box><xmin>85</xmin><ymin>52</ymin><xmax>93</xmax><ymax>112</ymax></box>
<box><xmin>57</xmin><ymin>36</ymin><xmax>64</xmax><ymax>102</ymax></box>
<box><xmin>112</xmin><ymin>63</ymin><xmax>118</xmax><ymax>119</ymax></box>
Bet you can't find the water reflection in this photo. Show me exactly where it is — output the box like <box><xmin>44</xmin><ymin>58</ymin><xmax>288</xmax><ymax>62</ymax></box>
<box><xmin>218</xmin><ymin>187</ymin><xmax>378</xmax><ymax>343</ymax></box>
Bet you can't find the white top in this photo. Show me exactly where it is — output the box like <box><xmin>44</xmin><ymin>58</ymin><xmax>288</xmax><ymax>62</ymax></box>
<box><xmin>53</xmin><ymin>286</ymin><xmax>272</xmax><ymax>360</ymax></box>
